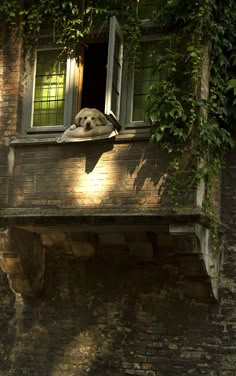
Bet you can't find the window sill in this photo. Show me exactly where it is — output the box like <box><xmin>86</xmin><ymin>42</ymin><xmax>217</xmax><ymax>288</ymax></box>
<box><xmin>10</xmin><ymin>128</ymin><xmax>151</xmax><ymax>147</ymax></box>
<box><xmin>27</xmin><ymin>126</ymin><xmax>67</xmax><ymax>133</ymax></box>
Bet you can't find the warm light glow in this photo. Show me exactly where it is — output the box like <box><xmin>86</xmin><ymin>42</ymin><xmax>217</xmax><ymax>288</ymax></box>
<box><xmin>57</xmin><ymin>155</ymin><xmax>117</xmax><ymax>200</ymax></box>
<box><xmin>50</xmin><ymin>332</ymin><xmax>99</xmax><ymax>376</ymax></box>
<box><xmin>77</xmin><ymin>171</ymin><xmax>108</xmax><ymax>194</ymax></box>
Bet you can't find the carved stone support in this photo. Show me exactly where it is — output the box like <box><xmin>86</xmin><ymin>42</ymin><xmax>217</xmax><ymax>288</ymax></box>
<box><xmin>0</xmin><ymin>227</ymin><xmax>45</xmax><ymax>296</ymax></box>
<box><xmin>169</xmin><ymin>223</ymin><xmax>219</xmax><ymax>299</ymax></box>
<box><xmin>41</xmin><ymin>232</ymin><xmax>97</xmax><ymax>258</ymax></box>
<box><xmin>125</xmin><ymin>231</ymin><xmax>158</xmax><ymax>258</ymax></box>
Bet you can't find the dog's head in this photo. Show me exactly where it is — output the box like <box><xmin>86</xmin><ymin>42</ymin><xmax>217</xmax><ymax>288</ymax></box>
<box><xmin>74</xmin><ymin>108</ymin><xmax>109</xmax><ymax>131</ymax></box>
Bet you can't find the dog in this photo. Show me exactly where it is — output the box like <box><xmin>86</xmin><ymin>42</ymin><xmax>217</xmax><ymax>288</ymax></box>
<box><xmin>70</xmin><ymin>108</ymin><xmax>109</xmax><ymax>131</ymax></box>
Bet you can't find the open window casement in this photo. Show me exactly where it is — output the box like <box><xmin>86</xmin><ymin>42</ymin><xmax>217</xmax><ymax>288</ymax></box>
<box><xmin>23</xmin><ymin>17</ymin><xmax>123</xmax><ymax>136</ymax></box>
<box><xmin>104</xmin><ymin>16</ymin><xmax>123</xmax><ymax>129</ymax></box>
<box><xmin>57</xmin><ymin>17</ymin><xmax>123</xmax><ymax>143</ymax></box>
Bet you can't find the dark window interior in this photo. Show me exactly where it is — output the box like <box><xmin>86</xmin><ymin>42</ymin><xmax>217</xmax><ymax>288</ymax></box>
<box><xmin>81</xmin><ymin>43</ymin><xmax>108</xmax><ymax>112</ymax></box>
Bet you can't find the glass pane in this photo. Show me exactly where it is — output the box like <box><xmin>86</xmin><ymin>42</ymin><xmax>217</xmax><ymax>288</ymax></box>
<box><xmin>105</xmin><ymin>16</ymin><xmax>123</xmax><ymax>121</ymax></box>
<box><xmin>33</xmin><ymin>49</ymin><xmax>67</xmax><ymax>127</ymax></box>
<box><xmin>132</xmin><ymin>39</ymin><xmax>168</xmax><ymax>121</ymax></box>
<box><xmin>138</xmin><ymin>0</ymin><xmax>158</xmax><ymax>19</ymax></box>
<box><xmin>134</xmin><ymin>68</ymin><xmax>159</xmax><ymax>94</ymax></box>
<box><xmin>111</xmin><ymin>34</ymin><xmax>122</xmax><ymax>117</ymax></box>
<box><xmin>133</xmin><ymin>95</ymin><xmax>146</xmax><ymax>121</ymax></box>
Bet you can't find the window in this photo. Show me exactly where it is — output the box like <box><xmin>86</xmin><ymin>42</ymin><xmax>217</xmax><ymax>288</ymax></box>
<box><xmin>22</xmin><ymin>16</ymin><xmax>123</xmax><ymax>134</ymax></box>
<box><xmin>132</xmin><ymin>40</ymin><xmax>160</xmax><ymax>122</ymax></box>
<box><xmin>23</xmin><ymin>48</ymin><xmax>77</xmax><ymax>133</ymax></box>
<box><xmin>123</xmin><ymin>1</ymin><xmax>171</xmax><ymax>127</ymax></box>
<box><xmin>124</xmin><ymin>36</ymin><xmax>170</xmax><ymax>127</ymax></box>
<box><xmin>33</xmin><ymin>50</ymin><xmax>68</xmax><ymax>127</ymax></box>
<box><xmin>105</xmin><ymin>16</ymin><xmax>123</xmax><ymax>121</ymax></box>
<box><xmin>22</xmin><ymin>11</ymin><xmax>164</xmax><ymax>134</ymax></box>
<box><xmin>138</xmin><ymin>0</ymin><xmax>158</xmax><ymax>20</ymax></box>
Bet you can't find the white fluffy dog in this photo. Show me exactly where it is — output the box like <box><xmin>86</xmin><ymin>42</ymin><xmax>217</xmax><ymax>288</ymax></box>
<box><xmin>57</xmin><ymin>107</ymin><xmax>116</xmax><ymax>143</ymax></box>
<box><xmin>70</xmin><ymin>108</ymin><xmax>109</xmax><ymax>131</ymax></box>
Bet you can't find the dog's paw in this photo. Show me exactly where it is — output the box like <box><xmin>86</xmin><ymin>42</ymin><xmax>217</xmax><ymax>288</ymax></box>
<box><xmin>69</xmin><ymin>124</ymin><xmax>77</xmax><ymax>130</ymax></box>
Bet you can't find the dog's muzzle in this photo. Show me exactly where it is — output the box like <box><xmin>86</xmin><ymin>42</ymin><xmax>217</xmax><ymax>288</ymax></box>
<box><xmin>85</xmin><ymin>121</ymin><xmax>91</xmax><ymax>130</ymax></box>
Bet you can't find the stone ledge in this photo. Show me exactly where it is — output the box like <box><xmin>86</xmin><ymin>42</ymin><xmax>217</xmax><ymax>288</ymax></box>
<box><xmin>0</xmin><ymin>208</ymin><xmax>223</xmax><ymax>300</ymax></box>
<box><xmin>9</xmin><ymin>128</ymin><xmax>150</xmax><ymax>147</ymax></box>
<box><xmin>0</xmin><ymin>207</ymin><xmax>211</xmax><ymax>227</ymax></box>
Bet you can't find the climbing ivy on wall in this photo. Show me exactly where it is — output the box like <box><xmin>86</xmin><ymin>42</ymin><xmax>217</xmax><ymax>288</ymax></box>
<box><xmin>146</xmin><ymin>0</ymin><xmax>236</xmax><ymax>233</ymax></box>
<box><xmin>146</xmin><ymin>0</ymin><xmax>236</xmax><ymax>181</ymax></box>
<box><xmin>0</xmin><ymin>0</ymin><xmax>141</xmax><ymax>63</ymax></box>
<box><xmin>143</xmin><ymin>0</ymin><xmax>236</xmax><ymax>242</ymax></box>
<box><xmin>0</xmin><ymin>0</ymin><xmax>236</xmax><ymax>218</ymax></box>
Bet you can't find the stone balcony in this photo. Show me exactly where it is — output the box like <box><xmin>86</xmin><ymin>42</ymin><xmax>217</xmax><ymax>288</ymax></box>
<box><xmin>0</xmin><ymin>132</ymin><xmax>221</xmax><ymax>300</ymax></box>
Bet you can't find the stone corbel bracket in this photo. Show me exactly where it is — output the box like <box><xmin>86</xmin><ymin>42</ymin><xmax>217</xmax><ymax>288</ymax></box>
<box><xmin>169</xmin><ymin>223</ymin><xmax>219</xmax><ymax>300</ymax></box>
<box><xmin>0</xmin><ymin>227</ymin><xmax>45</xmax><ymax>296</ymax></box>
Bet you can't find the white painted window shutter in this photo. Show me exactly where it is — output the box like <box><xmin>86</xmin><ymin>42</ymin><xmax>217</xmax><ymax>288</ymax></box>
<box><xmin>105</xmin><ymin>16</ymin><xmax>123</xmax><ymax>126</ymax></box>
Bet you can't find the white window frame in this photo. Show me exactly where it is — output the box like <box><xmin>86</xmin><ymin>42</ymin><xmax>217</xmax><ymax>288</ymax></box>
<box><xmin>22</xmin><ymin>48</ymin><xmax>77</xmax><ymax>134</ymax></box>
<box><xmin>105</xmin><ymin>16</ymin><xmax>124</xmax><ymax>125</ymax></box>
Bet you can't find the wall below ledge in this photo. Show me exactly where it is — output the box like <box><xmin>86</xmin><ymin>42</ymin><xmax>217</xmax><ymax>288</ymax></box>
<box><xmin>5</xmin><ymin>140</ymin><xmax>204</xmax><ymax>211</ymax></box>
<box><xmin>0</xmin><ymin>212</ymin><xmax>220</xmax><ymax>301</ymax></box>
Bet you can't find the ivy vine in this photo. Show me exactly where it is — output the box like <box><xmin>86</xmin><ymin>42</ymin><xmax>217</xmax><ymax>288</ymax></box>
<box><xmin>1</xmin><ymin>0</ymin><xmax>236</xmax><ymax>236</ymax></box>
<box><xmin>0</xmin><ymin>0</ymin><xmax>141</xmax><ymax>64</ymax></box>
<box><xmin>145</xmin><ymin>0</ymin><xmax>236</xmax><ymax>245</ymax></box>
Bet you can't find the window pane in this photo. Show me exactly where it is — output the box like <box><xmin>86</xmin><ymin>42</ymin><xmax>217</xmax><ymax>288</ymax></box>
<box><xmin>138</xmin><ymin>0</ymin><xmax>157</xmax><ymax>19</ymax></box>
<box><xmin>133</xmin><ymin>95</ymin><xmax>146</xmax><ymax>121</ymax></box>
<box><xmin>111</xmin><ymin>34</ymin><xmax>122</xmax><ymax>117</ymax></box>
<box><xmin>33</xmin><ymin>50</ymin><xmax>66</xmax><ymax>127</ymax></box>
<box><xmin>105</xmin><ymin>16</ymin><xmax>123</xmax><ymax>121</ymax></box>
<box><xmin>132</xmin><ymin>39</ymin><xmax>168</xmax><ymax>122</ymax></box>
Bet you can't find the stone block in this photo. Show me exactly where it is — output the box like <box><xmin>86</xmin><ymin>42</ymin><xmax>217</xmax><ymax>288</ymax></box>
<box><xmin>128</xmin><ymin>242</ymin><xmax>154</xmax><ymax>258</ymax></box>
<box><xmin>1</xmin><ymin>256</ymin><xmax>22</xmax><ymax>273</ymax></box>
<box><xmin>41</xmin><ymin>233</ymin><xmax>66</xmax><ymax>248</ymax></box>
<box><xmin>70</xmin><ymin>240</ymin><xmax>95</xmax><ymax>258</ymax></box>
<box><xmin>99</xmin><ymin>232</ymin><xmax>125</xmax><ymax>245</ymax></box>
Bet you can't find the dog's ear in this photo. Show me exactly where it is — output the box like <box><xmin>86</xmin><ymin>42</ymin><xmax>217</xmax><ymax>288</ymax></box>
<box><xmin>74</xmin><ymin>115</ymin><xmax>82</xmax><ymax>126</ymax></box>
<box><xmin>75</xmin><ymin>108</ymin><xmax>87</xmax><ymax>126</ymax></box>
<box><xmin>98</xmin><ymin>113</ymin><xmax>109</xmax><ymax>126</ymax></box>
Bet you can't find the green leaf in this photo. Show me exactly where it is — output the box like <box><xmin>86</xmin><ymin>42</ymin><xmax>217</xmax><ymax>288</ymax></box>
<box><xmin>226</xmin><ymin>79</ymin><xmax>236</xmax><ymax>92</ymax></box>
<box><xmin>155</xmin><ymin>132</ymin><xmax>164</xmax><ymax>142</ymax></box>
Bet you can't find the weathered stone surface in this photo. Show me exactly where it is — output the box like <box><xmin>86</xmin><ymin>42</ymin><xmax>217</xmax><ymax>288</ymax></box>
<box><xmin>0</xmin><ymin>228</ymin><xmax>229</xmax><ymax>376</ymax></box>
<box><xmin>169</xmin><ymin>223</ymin><xmax>220</xmax><ymax>299</ymax></box>
<box><xmin>0</xmin><ymin>227</ymin><xmax>45</xmax><ymax>295</ymax></box>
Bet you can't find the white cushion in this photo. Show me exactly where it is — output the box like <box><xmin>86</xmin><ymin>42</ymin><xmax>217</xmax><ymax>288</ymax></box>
<box><xmin>57</xmin><ymin>123</ymin><xmax>117</xmax><ymax>143</ymax></box>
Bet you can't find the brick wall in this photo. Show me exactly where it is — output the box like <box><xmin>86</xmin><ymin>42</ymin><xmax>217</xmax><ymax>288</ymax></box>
<box><xmin>2</xmin><ymin>252</ymin><xmax>222</xmax><ymax>376</ymax></box>
<box><xmin>0</xmin><ymin>25</ymin><xmax>22</xmax><ymax>207</ymax></box>
<box><xmin>0</xmin><ymin>26</ymin><xmax>22</xmax><ymax>144</ymax></box>
<box><xmin>0</xmin><ymin>151</ymin><xmax>236</xmax><ymax>376</ymax></box>
<box><xmin>0</xmin><ymin>144</ymin><xmax>9</xmax><ymax>206</ymax></box>
<box><xmin>0</xmin><ymin>270</ymin><xmax>15</xmax><ymax>375</ymax></box>
<box><xmin>8</xmin><ymin>141</ymin><xmax>198</xmax><ymax>212</ymax></box>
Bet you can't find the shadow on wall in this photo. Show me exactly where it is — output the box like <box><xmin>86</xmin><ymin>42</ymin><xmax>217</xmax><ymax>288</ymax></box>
<box><xmin>84</xmin><ymin>142</ymin><xmax>114</xmax><ymax>173</ymax></box>
<box><xmin>126</xmin><ymin>143</ymin><xmax>171</xmax><ymax>194</ymax></box>
<box><xmin>9</xmin><ymin>250</ymin><xmax>222</xmax><ymax>376</ymax></box>
<box><xmin>126</xmin><ymin>143</ymin><xmax>196</xmax><ymax>207</ymax></box>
